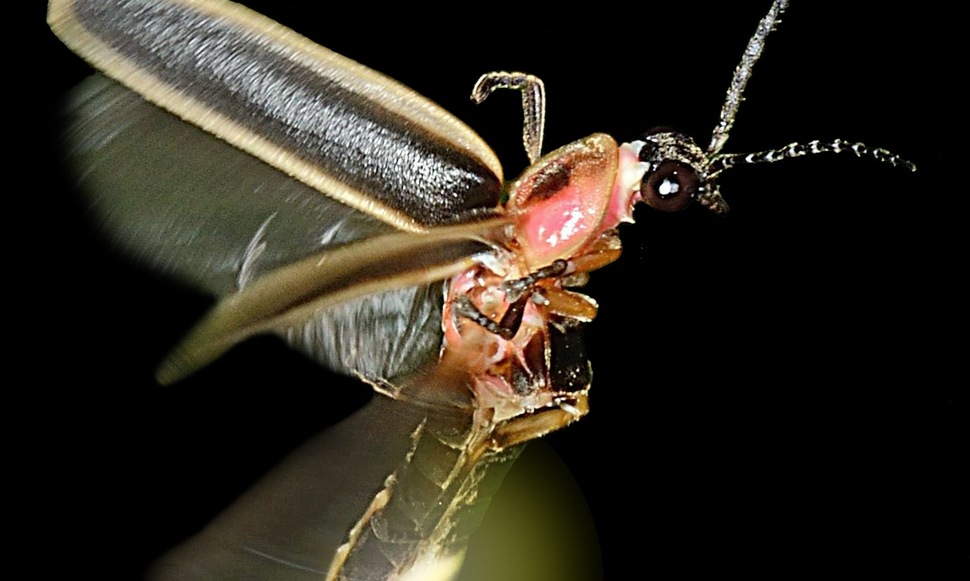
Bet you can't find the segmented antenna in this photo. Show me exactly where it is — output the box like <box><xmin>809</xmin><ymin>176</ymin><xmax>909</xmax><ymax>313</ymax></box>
<box><xmin>704</xmin><ymin>0</ymin><xmax>914</xmax><ymax>176</ymax></box>
<box><xmin>710</xmin><ymin>139</ymin><xmax>917</xmax><ymax>176</ymax></box>
<box><xmin>708</xmin><ymin>0</ymin><xmax>790</xmax><ymax>156</ymax></box>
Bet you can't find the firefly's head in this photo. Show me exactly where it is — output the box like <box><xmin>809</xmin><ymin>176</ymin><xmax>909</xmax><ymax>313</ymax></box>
<box><xmin>619</xmin><ymin>0</ymin><xmax>914</xmax><ymax>219</ymax></box>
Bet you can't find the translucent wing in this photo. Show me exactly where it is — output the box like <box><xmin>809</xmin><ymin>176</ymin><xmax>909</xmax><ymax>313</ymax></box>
<box><xmin>52</xmin><ymin>0</ymin><xmax>508</xmax><ymax>383</ymax></box>
<box><xmin>63</xmin><ymin>74</ymin><xmax>398</xmax><ymax>296</ymax></box>
<box><xmin>62</xmin><ymin>75</ymin><xmax>496</xmax><ymax>385</ymax></box>
<box><xmin>144</xmin><ymin>394</ymin><xmax>512</xmax><ymax>581</ymax></box>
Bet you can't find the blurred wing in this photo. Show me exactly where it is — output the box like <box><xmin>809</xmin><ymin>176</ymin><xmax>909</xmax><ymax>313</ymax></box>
<box><xmin>63</xmin><ymin>74</ymin><xmax>505</xmax><ymax>385</ymax></box>
<box><xmin>63</xmin><ymin>74</ymin><xmax>398</xmax><ymax>295</ymax></box>
<box><xmin>52</xmin><ymin>0</ymin><xmax>510</xmax><ymax>382</ymax></box>
<box><xmin>157</xmin><ymin>218</ymin><xmax>507</xmax><ymax>384</ymax></box>
<box><xmin>146</xmin><ymin>392</ymin><xmax>522</xmax><ymax>581</ymax></box>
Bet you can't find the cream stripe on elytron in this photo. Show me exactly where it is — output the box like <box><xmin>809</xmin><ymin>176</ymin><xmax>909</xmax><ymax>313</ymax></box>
<box><xmin>48</xmin><ymin>0</ymin><xmax>505</xmax><ymax>233</ymax></box>
<box><xmin>174</xmin><ymin>0</ymin><xmax>504</xmax><ymax>183</ymax></box>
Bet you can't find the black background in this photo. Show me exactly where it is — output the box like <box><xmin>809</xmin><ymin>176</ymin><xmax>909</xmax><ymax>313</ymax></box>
<box><xmin>31</xmin><ymin>1</ymin><xmax>964</xmax><ymax>578</ymax></box>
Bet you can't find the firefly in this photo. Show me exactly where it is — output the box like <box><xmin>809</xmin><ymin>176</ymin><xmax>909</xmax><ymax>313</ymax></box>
<box><xmin>47</xmin><ymin>0</ymin><xmax>914</xmax><ymax>579</ymax></box>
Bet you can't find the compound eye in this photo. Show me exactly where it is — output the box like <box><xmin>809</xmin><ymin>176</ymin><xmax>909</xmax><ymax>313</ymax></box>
<box><xmin>640</xmin><ymin>160</ymin><xmax>700</xmax><ymax>212</ymax></box>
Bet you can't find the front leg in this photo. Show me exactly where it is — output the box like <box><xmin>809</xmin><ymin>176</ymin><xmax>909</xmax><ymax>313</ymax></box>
<box><xmin>471</xmin><ymin>72</ymin><xmax>546</xmax><ymax>164</ymax></box>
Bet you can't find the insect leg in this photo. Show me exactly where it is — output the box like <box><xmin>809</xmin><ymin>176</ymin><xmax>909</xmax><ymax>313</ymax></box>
<box><xmin>453</xmin><ymin>296</ymin><xmax>516</xmax><ymax>340</ymax></box>
<box><xmin>471</xmin><ymin>72</ymin><xmax>546</xmax><ymax>163</ymax></box>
